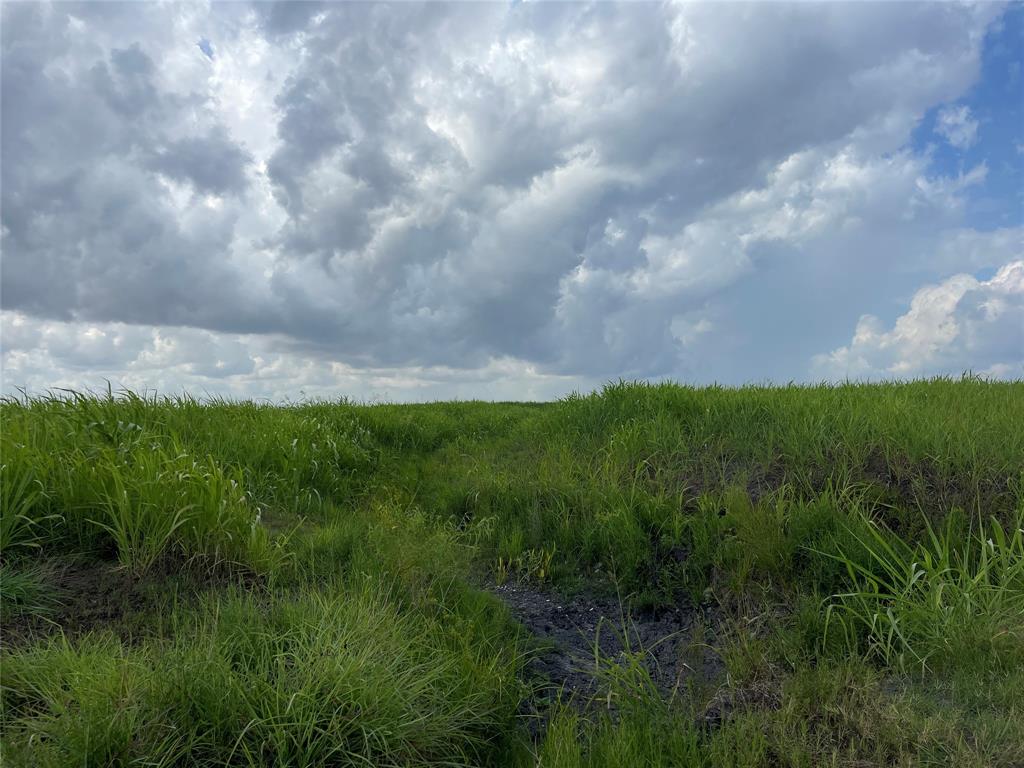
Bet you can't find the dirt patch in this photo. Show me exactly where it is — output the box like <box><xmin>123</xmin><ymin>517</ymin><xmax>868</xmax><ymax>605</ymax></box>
<box><xmin>745</xmin><ymin>461</ymin><xmax>788</xmax><ymax>505</ymax></box>
<box><xmin>702</xmin><ymin>674</ymin><xmax>783</xmax><ymax>729</ymax></box>
<box><xmin>855</xmin><ymin>450</ymin><xmax>1015</xmax><ymax>525</ymax></box>
<box><xmin>1</xmin><ymin>556</ymin><xmax>262</xmax><ymax>648</ymax></box>
<box><xmin>491</xmin><ymin>580</ymin><xmax>723</xmax><ymax>712</ymax></box>
<box><xmin>682</xmin><ymin>450</ymin><xmax>1018</xmax><ymax>525</ymax></box>
<box><xmin>2</xmin><ymin>560</ymin><xmax>145</xmax><ymax>647</ymax></box>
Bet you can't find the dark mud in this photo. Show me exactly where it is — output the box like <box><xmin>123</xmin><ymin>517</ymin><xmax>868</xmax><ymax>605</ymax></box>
<box><xmin>1</xmin><ymin>557</ymin><xmax>261</xmax><ymax>647</ymax></box>
<box><xmin>492</xmin><ymin>580</ymin><xmax>724</xmax><ymax>712</ymax></box>
<box><xmin>690</xmin><ymin>451</ymin><xmax>1017</xmax><ymax>526</ymax></box>
<box><xmin>2</xmin><ymin>561</ymin><xmax>147</xmax><ymax>647</ymax></box>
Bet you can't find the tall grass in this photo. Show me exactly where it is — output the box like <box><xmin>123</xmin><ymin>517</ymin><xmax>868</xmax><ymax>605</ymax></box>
<box><xmin>0</xmin><ymin>582</ymin><xmax>524</xmax><ymax>766</ymax></box>
<box><xmin>1</xmin><ymin>379</ymin><xmax>1022</xmax><ymax>766</ymax></box>
<box><xmin>0</xmin><ymin>462</ymin><xmax>48</xmax><ymax>555</ymax></box>
<box><xmin>0</xmin><ymin>394</ymin><xmax>311</xmax><ymax>572</ymax></box>
<box><xmin>823</xmin><ymin>510</ymin><xmax>1024</xmax><ymax>672</ymax></box>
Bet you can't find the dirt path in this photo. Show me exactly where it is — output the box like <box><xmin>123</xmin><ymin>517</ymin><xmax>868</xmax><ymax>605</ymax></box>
<box><xmin>491</xmin><ymin>581</ymin><xmax>723</xmax><ymax>712</ymax></box>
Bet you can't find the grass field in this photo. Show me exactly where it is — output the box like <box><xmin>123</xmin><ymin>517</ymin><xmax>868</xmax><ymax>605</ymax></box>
<box><xmin>1</xmin><ymin>379</ymin><xmax>1022</xmax><ymax>767</ymax></box>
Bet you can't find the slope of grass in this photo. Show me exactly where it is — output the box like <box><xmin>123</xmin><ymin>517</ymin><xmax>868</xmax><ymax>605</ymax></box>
<box><xmin>1</xmin><ymin>378</ymin><xmax>1022</xmax><ymax>766</ymax></box>
<box><xmin>1</xmin><ymin>582</ymin><xmax>525</xmax><ymax>767</ymax></box>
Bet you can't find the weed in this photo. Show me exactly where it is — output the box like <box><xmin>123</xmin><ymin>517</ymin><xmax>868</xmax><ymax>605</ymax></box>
<box><xmin>496</xmin><ymin>545</ymin><xmax>557</xmax><ymax>585</ymax></box>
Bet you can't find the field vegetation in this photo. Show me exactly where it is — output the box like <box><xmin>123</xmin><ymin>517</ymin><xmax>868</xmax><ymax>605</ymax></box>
<box><xmin>1</xmin><ymin>379</ymin><xmax>1022</xmax><ymax>766</ymax></box>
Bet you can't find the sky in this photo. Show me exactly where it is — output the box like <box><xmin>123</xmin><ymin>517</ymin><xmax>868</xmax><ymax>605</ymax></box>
<box><xmin>1</xmin><ymin>1</ymin><xmax>1022</xmax><ymax>402</ymax></box>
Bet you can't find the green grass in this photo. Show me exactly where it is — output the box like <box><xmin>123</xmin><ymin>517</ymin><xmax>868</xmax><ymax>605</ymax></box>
<box><xmin>1</xmin><ymin>378</ymin><xmax>1022</xmax><ymax>766</ymax></box>
<box><xmin>823</xmin><ymin>509</ymin><xmax>1024</xmax><ymax>673</ymax></box>
<box><xmin>1</xmin><ymin>584</ymin><xmax>524</xmax><ymax>766</ymax></box>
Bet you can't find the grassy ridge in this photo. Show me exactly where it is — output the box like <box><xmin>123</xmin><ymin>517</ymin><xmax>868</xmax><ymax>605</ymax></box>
<box><xmin>1</xmin><ymin>379</ymin><xmax>1022</xmax><ymax>766</ymax></box>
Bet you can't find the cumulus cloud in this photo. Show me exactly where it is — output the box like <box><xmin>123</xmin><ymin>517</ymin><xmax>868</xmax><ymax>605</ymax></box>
<box><xmin>1</xmin><ymin>1</ymin><xmax>1019</xmax><ymax>398</ymax></box>
<box><xmin>813</xmin><ymin>261</ymin><xmax>1024</xmax><ymax>380</ymax></box>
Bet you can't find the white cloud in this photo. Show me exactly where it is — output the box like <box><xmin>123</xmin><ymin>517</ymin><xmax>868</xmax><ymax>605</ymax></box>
<box><xmin>813</xmin><ymin>261</ymin><xmax>1024</xmax><ymax>380</ymax></box>
<box><xmin>935</xmin><ymin>104</ymin><xmax>980</xmax><ymax>150</ymax></box>
<box><xmin>0</xmin><ymin>312</ymin><xmax>589</xmax><ymax>402</ymax></box>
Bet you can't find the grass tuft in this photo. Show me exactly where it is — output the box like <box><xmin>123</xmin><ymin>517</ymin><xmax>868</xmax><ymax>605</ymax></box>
<box><xmin>823</xmin><ymin>509</ymin><xmax>1024</xmax><ymax>673</ymax></box>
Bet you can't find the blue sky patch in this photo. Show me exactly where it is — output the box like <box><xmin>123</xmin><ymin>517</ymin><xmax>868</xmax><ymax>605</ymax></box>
<box><xmin>913</xmin><ymin>5</ymin><xmax>1023</xmax><ymax>231</ymax></box>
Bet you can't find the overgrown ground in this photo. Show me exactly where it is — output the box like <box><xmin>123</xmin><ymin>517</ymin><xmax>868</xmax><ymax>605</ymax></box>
<box><xmin>1</xmin><ymin>379</ymin><xmax>1022</xmax><ymax>767</ymax></box>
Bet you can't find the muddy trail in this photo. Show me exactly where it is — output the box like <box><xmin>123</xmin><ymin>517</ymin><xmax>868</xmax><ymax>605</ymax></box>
<box><xmin>491</xmin><ymin>581</ymin><xmax>724</xmax><ymax>718</ymax></box>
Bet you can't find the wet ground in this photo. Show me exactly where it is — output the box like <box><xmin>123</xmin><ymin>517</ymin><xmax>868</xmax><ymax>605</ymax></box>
<box><xmin>490</xmin><ymin>580</ymin><xmax>724</xmax><ymax>712</ymax></box>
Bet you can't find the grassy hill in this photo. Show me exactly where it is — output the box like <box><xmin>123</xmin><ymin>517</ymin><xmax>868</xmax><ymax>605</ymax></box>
<box><xmin>1</xmin><ymin>379</ymin><xmax>1022</xmax><ymax>766</ymax></box>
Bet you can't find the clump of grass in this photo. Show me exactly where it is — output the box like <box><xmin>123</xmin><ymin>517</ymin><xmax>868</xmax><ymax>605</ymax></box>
<box><xmin>0</xmin><ymin>562</ymin><xmax>58</xmax><ymax>622</ymax></box>
<box><xmin>1</xmin><ymin>397</ymin><xmax>284</xmax><ymax>574</ymax></box>
<box><xmin>495</xmin><ymin>545</ymin><xmax>557</xmax><ymax>585</ymax></box>
<box><xmin>823</xmin><ymin>510</ymin><xmax>1024</xmax><ymax>672</ymax></box>
<box><xmin>534</xmin><ymin>703</ymin><xmax>705</xmax><ymax>768</ymax></box>
<box><xmin>91</xmin><ymin>456</ymin><xmax>189</xmax><ymax>575</ymax></box>
<box><xmin>0</xmin><ymin>462</ymin><xmax>50</xmax><ymax>555</ymax></box>
<box><xmin>534</xmin><ymin>629</ymin><xmax>704</xmax><ymax>768</ymax></box>
<box><xmin>0</xmin><ymin>582</ymin><xmax>525</xmax><ymax>766</ymax></box>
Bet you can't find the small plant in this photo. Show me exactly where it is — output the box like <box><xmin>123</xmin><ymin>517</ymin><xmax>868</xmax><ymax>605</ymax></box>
<box><xmin>495</xmin><ymin>544</ymin><xmax>556</xmax><ymax>585</ymax></box>
<box><xmin>90</xmin><ymin>460</ymin><xmax>190</xmax><ymax>576</ymax></box>
<box><xmin>591</xmin><ymin>622</ymin><xmax>663</xmax><ymax>713</ymax></box>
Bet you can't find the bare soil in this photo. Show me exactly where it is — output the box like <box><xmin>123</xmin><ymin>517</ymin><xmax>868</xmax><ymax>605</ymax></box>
<box><xmin>491</xmin><ymin>580</ymin><xmax>724</xmax><ymax>712</ymax></box>
<box><xmin>1</xmin><ymin>556</ymin><xmax>261</xmax><ymax>648</ymax></box>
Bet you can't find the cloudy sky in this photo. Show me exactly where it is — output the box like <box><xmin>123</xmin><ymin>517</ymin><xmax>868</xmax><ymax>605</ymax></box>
<box><xmin>1</xmin><ymin>1</ymin><xmax>1021</xmax><ymax>401</ymax></box>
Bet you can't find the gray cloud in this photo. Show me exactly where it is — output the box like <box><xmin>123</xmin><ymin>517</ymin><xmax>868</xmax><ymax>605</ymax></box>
<box><xmin>1</xmin><ymin>3</ymin><xmax>261</xmax><ymax>329</ymax></box>
<box><xmin>1</xmin><ymin>1</ymin><xmax>1019</xmax><ymax>398</ymax></box>
<box><xmin>147</xmin><ymin>128</ymin><xmax>252</xmax><ymax>197</ymax></box>
<box><xmin>91</xmin><ymin>44</ymin><xmax>162</xmax><ymax>118</ymax></box>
